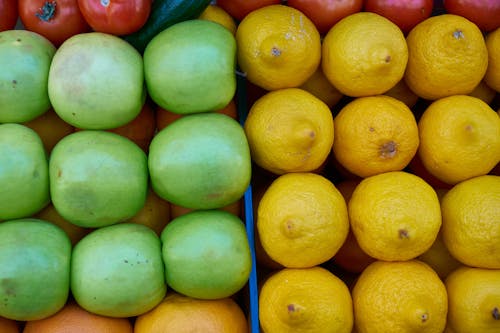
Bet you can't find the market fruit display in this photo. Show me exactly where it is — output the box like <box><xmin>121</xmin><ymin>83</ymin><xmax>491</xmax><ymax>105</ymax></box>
<box><xmin>1</xmin><ymin>1</ymin><xmax>500</xmax><ymax>332</ymax></box>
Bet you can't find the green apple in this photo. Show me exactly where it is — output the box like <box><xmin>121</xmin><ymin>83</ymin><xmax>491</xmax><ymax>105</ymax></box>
<box><xmin>48</xmin><ymin>32</ymin><xmax>145</xmax><ymax>129</ymax></box>
<box><xmin>49</xmin><ymin>130</ymin><xmax>148</xmax><ymax>228</ymax></box>
<box><xmin>71</xmin><ymin>223</ymin><xmax>167</xmax><ymax>317</ymax></box>
<box><xmin>0</xmin><ymin>123</ymin><xmax>49</xmax><ymax>220</ymax></box>
<box><xmin>0</xmin><ymin>218</ymin><xmax>71</xmax><ymax>321</ymax></box>
<box><xmin>144</xmin><ymin>19</ymin><xmax>236</xmax><ymax>114</ymax></box>
<box><xmin>0</xmin><ymin>30</ymin><xmax>56</xmax><ymax>123</ymax></box>
<box><xmin>161</xmin><ymin>210</ymin><xmax>252</xmax><ymax>299</ymax></box>
<box><xmin>148</xmin><ymin>112</ymin><xmax>251</xmax><ymax>210</ymax></box>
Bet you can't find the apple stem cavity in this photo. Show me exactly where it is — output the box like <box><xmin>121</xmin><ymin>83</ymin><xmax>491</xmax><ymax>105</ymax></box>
<box><xmin>35</xmin><ymin>1</ymin><xmax>57</xmax><ymax>22</ymax></box>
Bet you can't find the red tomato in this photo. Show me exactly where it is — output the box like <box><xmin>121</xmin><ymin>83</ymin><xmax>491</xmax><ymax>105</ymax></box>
<box><xmin>0</xmin><ymin>0</ymin><xmax>18</xmax><ymax>31</ymax></box>
<box><xmin>77</xmin><ymin>0</ymin><xmax>151</xmax><ymax>36</ymax></box>
<box><xmin>287</xmin><ymin>0</ymin><xmax>363</xmax><ymax>35</ymax></box>
<box><xmin>444</xmin><ymin>0</ymin><xmax>500</xmax><ymax>32</ymax></box>
<box><xmin>216</xmin><ymin>0</ymin><xmax>281</xmax><ymax>22</ymax></box>
<box><xmin>364</xmin><ymin>0</ymin><xmax>434</xmax><ymax>34</ymax></box>
<box><xmin>18</xmin><ymin>0</ymin><xmax>91</xmax><ymax>46</ymax></box>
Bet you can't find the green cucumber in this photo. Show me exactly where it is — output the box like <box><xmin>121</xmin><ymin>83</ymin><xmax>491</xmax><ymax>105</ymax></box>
<box><xmin>122</xmin><ymin>0</ymin><xmax>212</xmax><ymax>54</ymax></box>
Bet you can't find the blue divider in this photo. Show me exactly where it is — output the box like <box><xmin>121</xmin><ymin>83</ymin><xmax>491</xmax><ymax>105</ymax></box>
<box><xmin>236</xmin><ymin>73</ymin><xmax>260</xmax><ymax>333</ymax></box>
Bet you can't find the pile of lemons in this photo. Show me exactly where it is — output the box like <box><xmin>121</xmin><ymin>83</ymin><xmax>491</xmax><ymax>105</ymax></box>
<box><xmin>234</xmin><ymin>4</ymin><xmax>500</xmax><ymax>333</ymax></box>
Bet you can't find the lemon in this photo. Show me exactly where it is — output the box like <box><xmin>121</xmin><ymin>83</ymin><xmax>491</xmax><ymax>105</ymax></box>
<box><xmin>353</xmin><ymin>260</ymin><xmax>448</xmax><ymax>333</ymax></box>
<box><xmin>259</xmin><ymin>267</ymin><xmax>353</xmax><ymax>333</ymax></box>
<box><xmin>348</xmin><ymin>171</ymin><xmax>441</xmax><ymax>261</ymax></box>
<box><xmin>405</xmin><ymin>14</ymin><xmax>488</xmax><ymax>100</ymax></box>
<box><xmin>257</xmin><ymin>172</ymin><xmax>349</xmax><ymax>268</ymax></box>
<box><xmin>322</xmin><ymin>12</ymin><xmax>408</xmax><ymax>97</ymax></box>
<box><xmin>236</xmin><ymin>4</ymin><xmax>321</xmax><ymax>91</ymax></box>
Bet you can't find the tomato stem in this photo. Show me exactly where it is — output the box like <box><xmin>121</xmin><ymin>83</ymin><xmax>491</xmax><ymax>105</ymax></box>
<box><xmin>35</xmin><ymin>1</ymin><xmax>57</xmax><ymax>22</ymax></box>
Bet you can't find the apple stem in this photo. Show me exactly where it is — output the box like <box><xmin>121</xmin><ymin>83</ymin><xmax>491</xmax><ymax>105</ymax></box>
<box><xmin>35</xmin><ymin>1</ymin><xmax>57</xmax><ymax>22</ymax></box>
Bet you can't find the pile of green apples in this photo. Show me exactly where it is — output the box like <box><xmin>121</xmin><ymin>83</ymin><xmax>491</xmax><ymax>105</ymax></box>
<box><xmin>0</xmin><ymin>19</ymin><xmax>253</xmax><ymax>321</ymax></box>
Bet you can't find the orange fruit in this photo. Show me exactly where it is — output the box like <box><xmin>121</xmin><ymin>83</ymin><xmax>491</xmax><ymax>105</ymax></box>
<box><xmin>469</xmin><ymin>80</ymin><xmax>497</xmax><ymax>104</ymax></box>
<box><xmin>333</xmin><ymin>95</ymin><xmax>419</xmax><ymax>178</ymax></box>
<box><xmin>407</xmin><ymin>153</ymin><xmax>453</xmax><ymax>190</ymax></box>
<box><xmin>299</xmin><ymin>67</ymin><xmax>343</xmax><ymax>108</ymax></box>
<box><xmin>170</xmin><ymin>199</ymin><xmax>242</xmax><ymax>219</ymax></box>
<box><xmin>257</xmin><ymin>172</ymin><xmax>349</xmax><ymax>268</ymax></box>
<box><xmin>243</xmin><ymin>88</ymin><xmax>334</xmax><ymax>175</ymax></box>
<box><xmin>198</xmin><ymin>4</ymin><xmax>237</xmax><ymax>35</ymax></box>
<box><xmin>0</xmin><ymin>316</ymin><xmax>19</xmax><ymax>333</ymax></box>
<box><xmin>127</xmin><ymin>187</ymin><xmax>171</xmax><ymax>235</ymax></box>
<box><xmin>107</xmin><ymin>102</ymin><xmax>156</xmax><ymax>153</ymax></box>
<box><xmin>22</xmin><ymin>108</ymin><xmax>74</xmax><ymax>153</ymax></box>
<box><xmin>352</xmin><ymin>260</ymin><xmax>448</xmax><ymax>333</ymax></box>
<box><xmin>236</xmin><ymin>4</ymin><xmax>321</xmax><ymax>91</ymax></box>
<box><xmin>348</xmin><ymin>171</ymin><xmax>441</xmax><ymax>261</ymax></box>
<box><xmin>441</xmin><ymin>175</ymin><xmax>500</xmax><ymax>269</ymax></box>
<box><xmin>332</xmin><ymin>230</ymin><xmax>376</xmax><ymax>274</ymax></box>
<box><xmin>134</xmin><ymin>292</ymin><xmax>249</xmax><ymax>333</ymax></box>
<box><xmin>35</xmin><ymin>203</ymin><xmax>92</xmax><ymax>245</ymax></box>
<box><xmin>156</xmin><ymin>99</ymin><xmax>237</xmax><ymax>131</ymax></box>
<box><xmin>417</xmin><ymin>95</ymin><xmax>500</xmax><ymax>185</ymax></box>
<box><xmin>383</xmin><ymin>79</ymin><xmax>419</xmax><ymax>108</ymax></box>
<box><xmin>417</xmin><ymin>229</ymin><xmax>462</xmax><ymax>281</ymax></box>
<box><xmin>259</xmin><ymin>266</ymin><xmax>353</xmax><ymax>333</ymax></box>
<box><xmin>322</xmin><ymin>12</ymin><xmax>408</xmax><ymax>97</ymax></box>
<box><xmin>484</xmin><ymin>27</ymin><xmax>500</xmax><ymax>92</ymax></box>
<box><xmin>445</xmin><ymin>266</ymin><xmax>500</xmax><ymax>333</ymax></box>
<box><xmin>405</xmin><ymin>14</ymin><xmax>488</xmax><ymax>100</ymax></box>
<box><xmin>23</xmin><ymin>301</ymin><xmax>133</xmax><ymax>333</ymax></box>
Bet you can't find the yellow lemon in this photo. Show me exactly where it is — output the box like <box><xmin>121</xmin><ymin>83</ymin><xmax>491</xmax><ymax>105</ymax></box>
<box><xmin>445</xmin><ymin>266</ymin><xmax>500</xmax><ymax>333</ymax></box>
<box><xmin>405</xmin><ymin>14</ymin><xmax>488</xmax><ymax>100</ymax></box>
<box><xmin>441</xmin><ymin>175</ymin><xmax>500</xmax><ymax>269</ymax></box>
<box><xmin>322</xmin><ymin>12</ymin><xmax>408</xmax><ymax>97</ymax></box>
<box><xmin>484</xmin><ymin>27</ymin><xmax>500</xmax><ymax>92</ymax></box>
<box><xmin>257</xmin><ymin>172</ymin><xmax>349</xmax><ymax>268</ymax></box>
<box><xmin>259</xmin><ymin>266</ymin><xmax>353</xmax><ymax>333</ymax></box>
<box><xmin>244</xmin><ymin>88</ymin><xmax>334</xmax><ymax>175</ymax></box>
<box><xmin>352</xmin><ymin>260</ymin><xmax>448</xmax><ymax>333</ymax></box>
<box><xmin>198</xmin><ymin>4</ymin><xmax>237</xmax><ymax>35</ymax></box>
<box><xmin>332</xmin><ymin>95</ymin><xmax>419</xmax><ymax>178</ymax></box>
<box><xmin>348</xmin><ymin>171</ymin><xmax>441</xmax><ymax>261</ymax></box>
<box><xmin>236</xmin><ymin>4</ymin><xmax>321</xmax><ymax>91</ymax></box>
<box><xmin>417</xmin><ymin>95</ymin><xmax>500</xmax><ymax>185</ymax></box>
